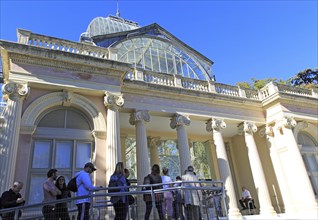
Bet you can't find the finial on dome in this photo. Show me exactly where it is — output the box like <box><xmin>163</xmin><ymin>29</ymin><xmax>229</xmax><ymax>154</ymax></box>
<box><xmin>116</xmin><ymin>0</ymin><xmax>120</xmax><ymax>17</ymax></box>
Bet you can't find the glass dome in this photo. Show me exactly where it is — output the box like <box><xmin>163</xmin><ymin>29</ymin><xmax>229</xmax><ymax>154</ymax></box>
<box><xmin>86</xmin><ymin>15</ymin><xmax>139</xmax><ymax>37</ymax></box>
<box><xmin>112</xmin><ymin>36</ymin><xmax>210</xmax><ymax>80</ymax></box>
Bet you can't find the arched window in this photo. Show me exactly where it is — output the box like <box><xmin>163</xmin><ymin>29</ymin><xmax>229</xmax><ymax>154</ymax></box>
<box><xmin>298</xmin><ymin>131</ymin><xmax>318</xmax><ymax>196</ymax></box>
<box><xmin>27</xmin><ymin>107</ymin><xmax>94</xmax><ymax>204</ymax></box>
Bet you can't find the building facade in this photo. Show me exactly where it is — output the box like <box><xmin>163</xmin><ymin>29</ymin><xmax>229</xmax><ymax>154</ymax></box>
<box><xmin>0</xmin><ymin>15</ymin><xmax>317</xmax><ymax>219</ymax></box>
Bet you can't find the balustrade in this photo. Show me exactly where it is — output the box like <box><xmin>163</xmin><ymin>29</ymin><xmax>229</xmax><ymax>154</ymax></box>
<box><xmin>18</xmin><ymin>29</ymin><xmax>109</xmax><ymax>60</ymax></box>
<box><xmin>214</xmin><ymin>83</ymin><xmax>240</xmax><ymax>96</ymax></box>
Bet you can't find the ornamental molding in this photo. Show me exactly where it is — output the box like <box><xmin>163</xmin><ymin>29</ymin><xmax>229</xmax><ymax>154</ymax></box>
<box><xmin>259</xmin><ymin>125</ymin><xmax>274</xmax><ymax>138</ymax></box>
<box><xmin>21</xmin><ymin>91</ymin><xmax>106</xmax><ymax>131</ymax></box>
<box><xmin>2</xmin><ymin>82</ymin><xmax>29</xmax><ymax>101</ymax></box>
<box><xmin>92</xmin><ymin>130</ymin><xmax>107</xmax><ymax>139</ymax></box>
<box><xmin>9</xmin><ymin>53</ymin><xmax>123</xmax><ymax>76</ymax></box>
<box><xmin>275</xmin><ymin>116</ymin><xmax>297</xmax><ymax>130</ymax></box>
<box><xmin>20</xmin><ymin>125</ymin><xmax>37</xmax><ymax>134</ymax></box>
<box><xmin>104</xmin><ymin>92</ymin><xmax>124</xmax><ymax>111</ymax></box>
<box><xmin>129</xmin><ymin>110</ymin><xmax>150</xmax><ymax>126</ymax></box>
<box><xmin>238</xmin><ymin>121</ymin><xmax>258</xmax><ymax>135</ymax></box>
<box><xmin>170</xmin><ymin>114</ymin><xmax>190</xmax><ymax>129</ymax></box>
<box><xmin>206</xmin><ymin>118</ymin><xmax>226</xmax><ymax>132</ymax></box>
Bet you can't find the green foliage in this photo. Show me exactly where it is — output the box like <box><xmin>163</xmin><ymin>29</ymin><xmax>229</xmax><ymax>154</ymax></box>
<box><xmin>236</xmin><ymin>82</ymin><xmax>251</xmax><ymax>89</ymax></box>
<box><xmin>291</xmin><ymin>68</ymin><xmax>318</xmax><ymax>89</ymax></box>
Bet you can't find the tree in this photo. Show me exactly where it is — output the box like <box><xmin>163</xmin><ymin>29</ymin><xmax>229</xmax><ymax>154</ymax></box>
<box><xmin>291</xmin><ymin>68</ymin><xmax>318</xmax><ymax>89</ymax></box>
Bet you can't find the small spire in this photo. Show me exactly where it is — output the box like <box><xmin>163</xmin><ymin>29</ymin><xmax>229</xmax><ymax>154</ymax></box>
<box><xmin>116</xmin><ymin>0</ymin><xmax>120</xmax><ymax>17</ymax></box>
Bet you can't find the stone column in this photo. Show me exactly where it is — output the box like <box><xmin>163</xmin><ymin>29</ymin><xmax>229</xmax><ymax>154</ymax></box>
<box><xmin>0</xmin><ymin>82</ymin><xmax>29</xmax><ymax>192</ymax></box>
<box><xmin>170</xmin><ymin>114</ymin><xmax>191</xmax><ymax>173</ymax></box>
<box><xmin>275</xmin><ymin>117</ymin><xmax>317</xmax><ymax>218</ymax></box>
<box><xmin>206</xmin><ymin>118</ymin><xmax>242</xmax><ymax>219</ymax></box>
<box><xmin>148</xmin><ymin>137</ymin><xmax>161</xmax><ymax>166</ymax></box>
<box><xmin>120</xmin><ymin>134</ymin><xmax>127</xmax><ymax>167</ymax></box>
<box><xmin>238</xmin><ymin>122</ymin><xmax>276</xmax><ymax>217</ymax></box>
<box><xmin>92</xmin><ymin>130</ymin><xmax>107</xmax><ymax>187</ymax></box>
<box><xmin>259</xmin><ymin>126</ymin><xmax>296</xmax><ymax>216</ymax></box>
<box><xmin>129</xmin><ymin>110</ymin><xmax>151</xmax><ymax>184</ymax></box>
<box><xmin>104</xmin><ymin>92</ymin><xmax>124</xmax><ymax>182</ymax></box>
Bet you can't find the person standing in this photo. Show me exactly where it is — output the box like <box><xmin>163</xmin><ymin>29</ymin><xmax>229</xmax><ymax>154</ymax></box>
<box><xmin>181</xmin><ymin>166</ymin><xmax>202</xmax><ymax>220</ymax></box>
<box><xmin>55</xmin><ymin>176</ymin><xmax>71</xmax><ymax>220</ymax></box>
<box><xmin>143</xmin><ymin>164</ymin><xmax>164</xmax><ymax>220</ymax></box>
<box><xmin>0</xmin><ymin>181</ymin><xmax>25</xmax><ymax>220</ymax></box>
<box><xmin>161</xmin><ymin>167</ymin><xmax>173</xmax><ymax>220</ymax></box>
<box><xmin>108</xmin><ymin>162</ymin><xmax>128</xmax><ymax>220</ymax></box>
<box><xmin>173</xmin><ymin>176</ymin><xmax>184</xmax><ymax>220</ymax></box>
<box><xmin>42</xmin><ymin>169</ymin><xmax>61</xmax><ymax>220</ymax></box>
<box><xmin>75</xmin><ymin>162</ymin><xmax>98</xmax><ymax>220</ymax></box>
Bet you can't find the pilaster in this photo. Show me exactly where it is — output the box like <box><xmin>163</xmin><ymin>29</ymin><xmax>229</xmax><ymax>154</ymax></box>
<box><xmin>0</xmin><ymin>82</ymin><xmax>29</xmax><ymax>192</ymax></box>
<box><xmin>274</xmin><ymin>117</ymin><xmax>318</xmax><ymax>218</ymax></box>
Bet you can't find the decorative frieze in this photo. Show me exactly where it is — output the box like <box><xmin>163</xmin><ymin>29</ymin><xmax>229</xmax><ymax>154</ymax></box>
<box><xmin>206</xmin><ymin>118</ymin><xmax>226</xmax><ymax>132</ymax></box>
<box><xmin>104</xmin><ymin>92</ymin><xmax>124</xmax><ymax>111</ymax></box>
<box><xmin>129</xmin><ymin>110</ymin><xmax>150</xmax><ymax>126</ymax></box>
<box><xmin>170</xmin><ymin>114</ymin><xmax>190</xmax><ymax>129</ymax></box>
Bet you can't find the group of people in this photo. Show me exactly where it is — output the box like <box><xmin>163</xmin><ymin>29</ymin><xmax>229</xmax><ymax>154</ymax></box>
<box><xmin>41</xmin><ymin>162</ymin><xmax>99</xmax><ymax>220</ymax></box>
<box><xmin>0</xmin><ymin>161</ymin><xmax>257</xmax><ymax>220</ymax></box>
<box><xmin>108</xmin><ymin>163</ymin><xmax>202</xmax><ymax>220</ymax></box>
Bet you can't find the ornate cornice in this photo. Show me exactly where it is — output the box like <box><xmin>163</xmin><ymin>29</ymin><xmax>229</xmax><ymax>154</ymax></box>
<box><xmin>129</xmin><ymin>110</ymin><xmax>150</xmax><ymax>126</ymax></box>
<box><xmin>276</xmin><ymin>116</ymin><xmax>297</xmax><ymax>130</ymax></box>
<box><xmin>9</xmin><ymin>52</ymin><xmax>124</xmax><ymax>77</ymax></box>
<box><xmin>2</xmin><ymin>82</ymin><xmax>29</xmax><ymax>101</ymax></box>
<box><xmin>206</xmin><ymin>118</ymin><xmax>226</xmax><ymax>132</ymax></box>
<box><xmin>104</xmin><ymin>92</ymin><xmax>124</xmax><ymax>111</ymax></box>
<box><xmin>238</xmin><ymin>121</ymin><xmax>258</xmax><ymax>135</ymax></box>
<box><xmin>170</xmin><ymin>114</ymin><xmax>190</xmax><ymax>129</ymax></box>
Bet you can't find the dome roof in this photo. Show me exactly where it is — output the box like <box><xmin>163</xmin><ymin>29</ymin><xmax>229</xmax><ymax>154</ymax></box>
<box><xmin>86</xmin><ymin>15</ymin><xmax>139</xmax><ymax>37</ymax></box>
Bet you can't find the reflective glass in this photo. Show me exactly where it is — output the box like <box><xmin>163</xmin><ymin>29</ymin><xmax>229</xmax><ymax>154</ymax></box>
<box><xmin>76</xmin><ymin>142</ymin><xmax>91</xmax><ymax>168</ymax></box>
<box><xmin>55</xmin><ymin>142</ymin><xmax>72</xmax><ymax>168</ymax></box>
<box><xmin>32</xmin><ymin>141</ymin><xmax>51</xmax><ymax>168</ymax></box>
<box><xmin>28</xmin><ymin>174</ymin><xmax>46</xmax><ymax>204</ymax></box>
<box><xmin>113</xmin><ymin>37</ymin><xmax>210</xmax><ymax>80</ymax></box>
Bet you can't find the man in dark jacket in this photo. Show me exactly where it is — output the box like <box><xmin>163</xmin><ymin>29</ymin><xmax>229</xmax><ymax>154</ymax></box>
<box><xmin>0</xmin><ymin>181</ymin><xmax>25</xmax><ymax>220</ymax></box>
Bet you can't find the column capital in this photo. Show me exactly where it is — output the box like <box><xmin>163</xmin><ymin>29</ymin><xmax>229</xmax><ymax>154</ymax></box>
<box><xmin>206</xmin><ymin>118</ymin><xmax>226</xmax><ymax>132</ymax></box>
<box><xmin>129</xmin><ymin>110</ymin><xmax>150</xmax><ymax>126</ymax></box>
<box><xmin>170</xmin><ymin>114</ymin><xmax>190</xmax><ymax>129</ymax></box>
<box><xmin>2</xmin><ymin>82</ymin><xmax>29</xmax><ymax>101</ymax></box>
<box><xmin>259</xmin><ymin>125</ymin><xmax>275</xmax><ymax>137</ymax></box>
<box><xmin>275</xmin><ymin>116</ymin><xmax>297</xmax><ymax>130</ymax></box>
<box><xmin>148</xmin><ymin>136</ymin><xmax>161</xmax><ymax>147</ymax></box>
<box><xmin>238</xmin><ymin>121</ymin><xmax>257</xmax><ymax>135</ymax></box>
<box><xmin>104</xmin><ymin>92</ymin><xmax>124</xmax><ymax>111</ymax></box>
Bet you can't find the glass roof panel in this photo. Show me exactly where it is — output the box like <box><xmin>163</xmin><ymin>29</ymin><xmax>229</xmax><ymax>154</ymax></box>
<box><xmin>112</xmin><ymin>36</ymin><xmax>210</xmax><ymax>80</ymax></box>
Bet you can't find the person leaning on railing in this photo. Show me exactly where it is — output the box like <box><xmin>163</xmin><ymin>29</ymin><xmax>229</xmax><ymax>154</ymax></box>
<box><xmin>0</xmin><ymin>181</ymin><xmax>25</xmax><ymax>220</ymax></box>
<box><xmin>108</xmin><ymin>162</ymin><xmax>129</xmax><ymax>220</ymax></box>
<box><xmin>143</xmin><ymin>164</ymin><xmax>164</xmax><ymax>220</ymax></box>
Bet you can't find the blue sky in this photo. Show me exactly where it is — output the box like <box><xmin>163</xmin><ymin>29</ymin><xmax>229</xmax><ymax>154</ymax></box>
<box><xmin>0</xmin><ymin>0</ymin><xmax>317</xmax><ymax>86</ymax></box>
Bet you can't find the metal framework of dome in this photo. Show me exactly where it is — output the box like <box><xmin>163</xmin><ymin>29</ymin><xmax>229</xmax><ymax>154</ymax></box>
<box><xmin>86</xmin><ymin>15</ymin><xmax>139</xmax><ymax>37</ymax></box>
<box><xmin>85</xmin><ymin>16</ymin><xmax>214</xmax><ymax>81</ymax></box>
